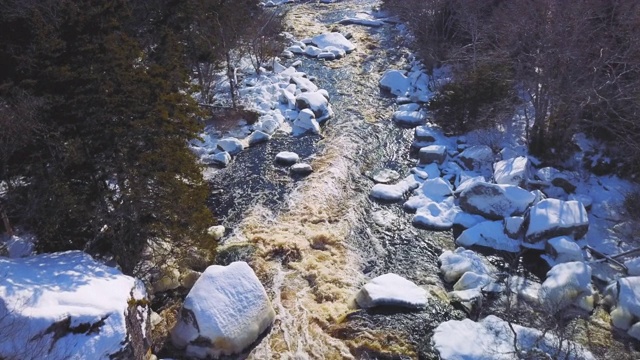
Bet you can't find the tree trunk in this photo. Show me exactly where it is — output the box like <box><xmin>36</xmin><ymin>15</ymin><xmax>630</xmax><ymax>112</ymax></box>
<box><xmin>0</xmin><ymin>204</ymin><xmax>13</xmax><ymax>237</ymax></box>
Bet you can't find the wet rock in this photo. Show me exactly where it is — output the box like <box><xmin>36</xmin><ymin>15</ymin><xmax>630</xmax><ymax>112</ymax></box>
<box><xmin>171</xmin><ymin>262</ymin><xmax>275</xmax><ymax>358</ymax></box>
<box><xmin>524</xmin><ymin>199</ymin><xmax>589</xmax><ymax>244</ymax></box>
<box><xmin>370</xmin><ymin>168</ymin><xmax>400</xmax><ymax>184</ymax></box>
<box><xmin>458</xmin><ymin>182</ymin><xmax>535</xmax><ymax>220</ymax></box>
<box><xmin>290</xmin><ymin>163</ymin><xmax>313</xmax><ymax>176</ymax></box>
<box><xmin>356</xmin><ymin>273</ymin><xmax>428</xmax><ymax>309</ymax></box>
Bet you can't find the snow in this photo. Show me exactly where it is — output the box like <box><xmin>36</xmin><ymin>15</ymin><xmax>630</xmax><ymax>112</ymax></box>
<box><xmin>456</xmin><ymin>145</ymin><xmax>494</xmax><ymax>171</ymax></box>
<box><xmin>607</xmin><ymin>277</ymin><xmax>640</xmax><ymax>333</ymax></box>
<box><xmin>275</xmin><ymin>151</ymin><xmax>299</xmax><ymax>166</ymax></box>
<box><xmin>432</xmin><ymin>315</ymin><xmax>595</xmax><ymax>360</ymax></box>
<box><xmin>370</xmin><ymin>174</ymin><xmax>420</xmax><ymax>202</ymax></box>
<box><xmin>508</xmin><ymin>276</ymin><xmax>542</xmax><ymax>304</ymax></box>
<box><xmin>456</xmin><ymin>220</ymin><xmax>522</xmax><ymax>253</ymax></box>
<box><xmin>379</xmin><ymin>70</ymin><xmax>410</xmax><ymax>97</ymax></box>
<box><xmin>493</xmin><ymin>156</ymin><xmax>530</xmax><ymax>186</ymax></box>
<box><xmin>355</xmin><ymin>273</ymin><xmax>427</xmax><ymax>309</ymax></box>
<box><xmin>404</xmin><ymin>177</ymin><xmax>453</xmax><ymax>211</ymax></box>
<box><xmin>540</xmin><ymin>261</ymin><xmax>592</xmax><ymax>311</ymax></box>
<box><xmin>338</xmin><ymin>14</ymin><xmax>385</xmax><ymax>27</ymax></box>
<box><xmin>545</xmin><ymin>236</ymin><xmax>583</xmax><ymax>264</ymax></box>
<box><xmin>439</xmin><ymin>247</ymin><xmax>493</xmax><ymax>283</ymax></box>
<box><xmin>504</xmin><ymin>216</ymin><xmax>524</xmax><ymax>239</ymax></box>
<box><xmin>459</xmin><ymin>182</ymin><xmax>535</xmax><ymax>220</ymax></box>
<box><xmin>1</xmin><ymin>233</ymin><xmax>35</xmax><ymax>258</ymax></box>
<box><xmin>202</xmin><ymin>152</ymin><xmax>231</xmax><ymax>167</ymax></box>
<box><xmin>310</xmin><ymin>32</ymin><xmax>356</xmax><ymax>53</ymax></box>
<box><xmin>292</xmin><ymin>108</ymin><xmax>321</xmax><ymax>135</ymax></box>
<box><xmin>625</xmin><ymin>257</ymin><xmax>640</xmax><ymax>276</ymax></box>
<box><xmin>0</xmin><ymin>251</ymin><xmax>147</xmax><ymax>359</ymax></box>
<box><xmin>248</xmin><ymin>130</ymin><xmax>271</xmax><ymax>146</ymax></box>
<box><xmin>525</xmin><ymin>199</ymin><xmax>589</xmax><ymax>243</ymax></box>
<box><xmin>295</xmin><ymin>91</ymin><xmax>334</xmax><ymax>122</ymax></box>
<box><xmin>412</xmin><ymin>198</ymin><xmax>458</xmax><ymax>230</ymax></box>
<box><xmin>217</xmin><ymin>137</ymin><xmax>244</xmax><ymax>155</ymax></box>
<box><xmin>171</xmin><ymin>262</ymin><xmax>275</xmax><ymax>358</ymax></box>
<box><xmin>453</xmin><ymin>272</ymin><xmax>495</xmax><ymax>292</ymax></box>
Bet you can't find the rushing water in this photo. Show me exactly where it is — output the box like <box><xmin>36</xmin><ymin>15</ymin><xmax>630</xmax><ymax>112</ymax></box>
<box><xmin>202</xmin><ymin>1</ymin><xmax>468</xmax><ymax>359</ymax></box>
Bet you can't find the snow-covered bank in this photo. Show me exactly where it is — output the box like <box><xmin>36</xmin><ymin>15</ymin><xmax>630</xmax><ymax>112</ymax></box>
<box><xmin>0</xmin><ymin>251</ymin><xmax>149</xmax><ymax>359</ymax></box>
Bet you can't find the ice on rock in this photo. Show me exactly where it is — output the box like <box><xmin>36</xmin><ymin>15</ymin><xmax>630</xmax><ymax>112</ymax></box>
<box><xmin>493</xmin><ymin>156</ymin><xmax>530</xmax><ymax>186</ymax></box>
<box><xmin>310</xmin><ymin>32</ymin><xmax>356</xmax><ymax>53</ymax></box>
<box><xmin>459</xmin><ymin>182</ymin><xmax>535</xmax><ymax>220</ymax></box>
<box><xmin>217</xmin><ymin>137</ymin><xmax>244</xmax><ymax>155</ymax></box>
<box><xmin>295</xmin><ymin>91</ymin><xmax>333</xmax><ymax>122</ymax></box>
<box><xmin>456</xmin><ymin>220</ymin><xmax>522</xmax><ymax>253</ymax></box>
<box><xmin>439</xmin><ymin>247</ymin><xmax>493</xmax><ymax>283</ymax></box>
<box><xmin>525</xmin><ymin>199</ymin><xmax>589</xmax><ymax>244</ymax></box>
<box><xmin>355</xmin><ymin>273</ymin><xmax>427</xmax><ymax>309</ymax></box>
<box><xmin>432</xmin><ymin>315</ymin><xmax>595</xmax><ymax>360</ymax></box>
<box><xmin>370</xmin><ymin>174</ymin><xmax>420</xmax><ymax>202</ymax></box>
<box><xmin>418</xmin><ymin>145</ymin><xmax>447</xmax><ymax>165</ymax></box>
<box><xmin>171</xmin><ymin>262</ymin><xmax>275</xmax><ymax>358</ymax></box>
<box><xmin>275</xmin><ymin>151</ymin><xmax>299</xmax><ymax>166</ymax></box>
<box><xmin>379</xmin><ymin>70</ymin><xmax>410</xmax><ymax>97</ymax></box>
<box><xmin>540</xmin><ymin>261</ymin><xmax>592</xmax><ymax>312</ymax></box>
<box><xmin>0</xmin><ymin>251</ymin><xmax>148</xmax><ymax>359</ymax></box>
<box><xmin>392</xmin><ymin>103</ymin><xmax>427</xmax><ymax>127</ymax></box>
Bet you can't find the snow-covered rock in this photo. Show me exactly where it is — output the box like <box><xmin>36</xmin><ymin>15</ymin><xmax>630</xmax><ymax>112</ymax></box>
<box><xmin>404</xmin><ymin>177</ymin><xmax>453</xmax><ymax>210</ymax></box>
<box><xmin>607</xmin><ymin>277</ymin><xmax>640</xmax><ymax>333</ymax></box>
<box><xmin>310</xmin><ymin>32</ymin><xmax>356</xmax><ymax>53</ymax></box>
<box><xmin>303</xmin><ymin>45</ymin><xmax>323</xmax><ymax>57</ymax></box>
<box><xmin>493</xmin><ymin>156</ymin><xmax>530</xmax><ymax>187</ymax></box>
<box><xmin>535</xmin><ymin>167</ymin><xmax>577</xmax><ymax>194</ymax></box>
<box><xmin>171</xmin><ymin>262</ymin><xmax>275</xmax><ymax>358</ymax></box>
<box><xmin>295</xmin><ymin>91</ymin><xmax>333</xmax><ymax>122</ymax></box>
<box><xmin>432</xmin><ymin>315</ymin><xmax>595</xmax><ymax>360</ymax></box>
<box><xmin>625</xmin><ymin>258</ymin><xmax>640</xmax><ymax>276</ymax></box>
<box><xmin>456</xmin><ymin>145</ymin><xmax>494</xmax><ymax>171</ymax></box>
<box><xmin>203</xmin><ymin>152</ymin><xmax>232</xmax><ymax>167</ymax></box>
<box><xmin>453</xmin><ymin>272</ymin><xmax>495</xmax><ymax>292</ymax></box>
<box><xmin>418</xmin><ymin>145</ymin><xmax>447</xmax><ymax>165</ymax></box>
<box><xmin>1</xmin><ymin>233</ymin><xmax>35</xmax><ymax>258</ymax></box>
<box><xmin>508</xmin><ymin>276</ymin><xmax>542</xmax><ymax>304</ymax></box>
<box><xmin>290</xmin><ymin>74</ymin><xmax>318</xmax><ymax>93</ymax></box>
<box><xmin>414</xmin><ymin>125</ymin><xmax>438</xmax><ymax>143</ymax></box>
<box><xmin>323</xmin><ymin>46</ymin><xmax>346</xmax><ymax>59</ymax></box>
<box><xmin>275</xmin><ymin>151</ymin><xmax>299</xmax><ymax>166</ymax></box>
<box><xmin>540</xmin><ymin>261</ymin><xmax>592</xmax><ymax>312</ymax></box>
<box><xmin>524</xmin><ymin>199</ymin><xmax>589</xmax><ymax>244</ymax></box>
<box><xmin>392</xmin><ymin>103</ymin><xmax>426</xmax><ymax>127</ymax></box>
<box><xmin>338</xmin><ymin>16</ymin><xmax>385</xmax><ymax>27</ymax></box>
<box><xmin>317</xmin><ymin>51</ymin><xmax>336</xmax><ymax>60</ymax></box>
<box><xmin>207</xmin><ymin>225</ymin><xmax>226</xmax><ymax>241</ymax></box>
<box><xmin>355</xmin><ymin>273</ymin><xmax>427</xmax><ymax>309</ymax></box>
<box><xmin>217</xmin><ymin>137</ymin><xmax>245</xmax><ymax>155</ymax></box>
<box><xmin>370</xmin><ymin>174</ymin><xmax>420</xmax><ymax>202</ymax></box>
<box><xmin>290</xmin><ymin>163</ymin><xmax>313</xmax><ymax>176</ymax></box>
<box><xmin>379</xmin><ymin>70</ymin><xmax>409</xmax><ymax>97</ymax></box>
<box><xmin>412</xmin><ymin>198</ymin><xmax>458</xmax><ymax>230</ymax></box>
<box><xmin>459</xmin><ymin>182</ymin><xmax>535</xmax><ymax>220</ymax></box>
<box><xmin>504</xmin><ymin>216</ymin><xmax>524</xmax><ymax>239</ymax></box>
<box><xmin>456</xmin><ymin>220</ymin><xmax>521</xmax><ymax>253</ymax></box>
<box><xmin>0</xmin><ymin>251</ymin><xmax>149</xmax><ymax>360</ymax></box>
<box><xmin>292</xmin><ymin>109</ymin><xmax>321</xmax><ymax>135</ymax></box>
<box><xmin>439</xmin><ymin>247</ymin><xmax>493</xmax><ymax>283</ymax></box>
<box><xmin>545</xmin><ymin>236</ymin><xmax>583</xmax><ymax>264</ymax></box>
<box><xmin>248</xmin><ymin>130</ymin><xmax>271</xmax><ymax>146</ymax></box>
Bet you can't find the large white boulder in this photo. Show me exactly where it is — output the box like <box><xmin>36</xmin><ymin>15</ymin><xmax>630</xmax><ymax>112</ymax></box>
<box><xmin>379</xmin><ymin>70</ymin><xmax>410</xmax><ymax>97</ymax></box>
<box><xmin>171</xmin><ymin>262</ymin><xmax>275</xmax><ymax>358</ymax></box>
<box><xmin>606</xmin><ymin>277</ymin><xmax>640</xmax><ymax>336</ymax></box>
<box><xmin>310</xmin><ymin>32</ymin><xmax>356</xmax><ymax>53</ymax></box>
<box><xmin>355</xmin><ymin>273</ymin><xmax>427</xmax><ymax>309</ymax></box>
<box><xmin>545</xmin><ymin>236</ymin><xmax>583</xmax><ymax>263</ymax></box>
<box><xmin>524</xmin><ymin>199</ymin><xmax>589</xmax><ymax>244</ymax></box>
<box><xmin>493</xmin><ymin>156</ymin><xmax>530</xmax><ymax>186</ymax></box>
<box><xmin>392</xmin><ymin>103</ymin><xmax>427</xmax><ymax>127</ymax></box>
<box><xmin>432</xmin><ymin>315</ymin><xmax>595</xmax><ymax>360</ymax></box>
<box><xmin>248</xmin><ymin>130</ymin><xmax>271</xmax><ymax>146</ymax></box>
<box><xmin>459</xmin><ymin>182</ymin><xmax>535</xmax><ymax>220</ymax></box>
<box><xmin>0</xmin><ymin>251</ymin><xmax>149</xmax><ymax>360</ymax></box>
<box><xmin>539</xmin><ymin>261</ymin><xmax>592</xmax><ymax>312</ymax></box>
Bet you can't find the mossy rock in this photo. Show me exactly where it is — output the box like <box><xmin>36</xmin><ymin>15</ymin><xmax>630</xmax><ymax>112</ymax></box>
<box><xmin>214</xmin><ymin>243</ymin><xmax>257</xmax><ymax>266</ymax></box>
